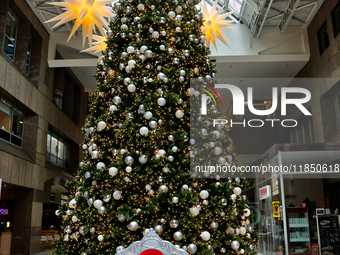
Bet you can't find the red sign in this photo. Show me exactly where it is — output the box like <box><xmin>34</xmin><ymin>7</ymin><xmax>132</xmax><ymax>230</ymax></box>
<box><xmin>311</xmin><ymin>244</ymin><xmax>319</xmax><ymax>255</ymax></box>
<box><xmin>259</xmin><ymin>185</ymin><xmax>271</xmax><ymax>200</ymax></box>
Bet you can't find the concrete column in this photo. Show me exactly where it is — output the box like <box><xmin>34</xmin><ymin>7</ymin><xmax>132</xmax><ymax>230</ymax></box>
<box><xmin>11</xmin><ymin>188</ymin><xmax>43</xmax><ymax>255</ymax></box>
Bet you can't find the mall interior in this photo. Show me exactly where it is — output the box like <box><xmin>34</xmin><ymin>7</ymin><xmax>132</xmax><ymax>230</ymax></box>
<box><xmin>0</xmin><ymin>0</ymin><xmax>340</xmax><ymax>254</ymax></box>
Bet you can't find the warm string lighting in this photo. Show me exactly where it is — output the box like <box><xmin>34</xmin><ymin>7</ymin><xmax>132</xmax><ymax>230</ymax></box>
<box><xmin>53</xmin><ymin>0</ymin><xmax>257</xmax><ymax>254</ymax></box>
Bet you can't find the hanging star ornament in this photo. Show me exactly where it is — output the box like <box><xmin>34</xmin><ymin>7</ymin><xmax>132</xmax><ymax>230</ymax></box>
<box><xmin>45</xmin><ymin>0</ymin><xmax>114</xmax><ymax>47</ymax></box>
<box><xmin>200</xmin><ymin>0</ymin><xmax>235</xmax><ymax>51</ymax></box>
<box><xmin>81</xmin><ymin>34</ymin><xmax>107</xmax><ymax>60</ymax></box>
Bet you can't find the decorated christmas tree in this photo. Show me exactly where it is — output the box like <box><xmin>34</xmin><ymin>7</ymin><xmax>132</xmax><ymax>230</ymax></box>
<box><xmin>53</xmin><ymin>0</ymin><xmax>258</xmax><ymax>254</ymax></box>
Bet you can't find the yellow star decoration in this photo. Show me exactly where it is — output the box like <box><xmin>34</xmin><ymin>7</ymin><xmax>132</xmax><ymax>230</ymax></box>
<box><xmin>81</xmin><ymin>34</ymin><xmax>107</xmax><ymax>60</ymax></box>
<box><xmin>200</xmin><ymin>0</ymin><xmax>235</xmax><ymax>51</ymax></box>
<box><xmin>45</xmin><ymin>0</ymin><xmax>114</xmax><ymax>47</ymax></box>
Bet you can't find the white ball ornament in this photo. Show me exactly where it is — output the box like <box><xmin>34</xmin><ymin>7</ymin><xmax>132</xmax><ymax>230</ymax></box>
<box><xmin>55</xmin><ymin>210</ymin><xmax>60</xmax><ymax>216</ymax></box>
<box><xmin>240</xmin><ymin>249</ymin><xmax>245</xmax><ymax>254</ymax></box>
<box><xmin>201</xmin><ymin>231</ymin><xmax>211</xmax><ymax>241</ymax></box>
<box><xmin>182</xmin><ymin>184</ymin><xmax>189</xmax><ymax>190</ymax></box>
<box><xmin>152</xmin><ymin>31</ymin><xmax>159</xmax><ymax>38</ymax></box>
<box><xmin>175</xmin><ymin>110</ymin><xmax>184</xmax><ymax>118</ymax></box>
<box><xmin>129</xmin><ymin>221</ymin><xmax>139</xmax><ymax>231</ymax></box>
<box><xmin>109</xmin><ymin>167</ymin><xmax>118</xmax><ymax>176</ymax></box>
<box><xmin>127</xmin><ymin>46</ymin><xmax>134</xmax><ymax>53</ymax></box>
<box><xmin>231</xmin><ymin>240</ymin><xmax>240</xmax><ymax>250</ymax></box>
<box><xmin>96</xmin><ymin>162</ymin><xmax>105</xmax><ymax>170</ymax></box>
<box><xmin>188</xmin><ymin>244</ymin><xmax>197</xmax><ymax>254</ymax></box>
<box><xmin>109</xmin><ymin>105</ymin><xmax>117</xmax><ymax>112</ymax></box>
<box><xmin>157</xmin><ymin>98</ymin><xmax>166</xmax><ymax>106</ymax></box>
<box><xmin>91</xmin><ymin>150</ymin><xmax>99</xmax><ymax>158</ymax></box>
<box><xmin>139</xmin><ymin>155</ymin><xmax>147</xmax><ymax>164</ymax></box>
<box><xmin>200</xmin><ymin>190</ymin><xmax>209</xmax><ymax>199</ymax></box>
<box><xmin>140</xmin><ymin>45</ymin><xmax>148</xmax><ymax>52</ymax></box>
<box><xmin>144</xmin><ymin>111</ymin><xmax>153</xmax><ymax>120</ymax></box>
<box><xmin>239</xmin><ymin>227</ymin><xmax>246</xmax><ymax>235</ymax></box>
<box><xmin>190</xmin><ymin>206</ymin><xmax>200</xmax><ymax>216</ymax></box>
<box><xmin>98</xmin><ymin>206</ymin><xmax>106</xmax><ymax>214</ymax></box>
<box><xmin>113</xmin><ymin>190</ymin><xmax>122</xmax><ymax>200</ymax></box>
<box><xmin>214</xmin><ymin>147</ymin><xmax>222</xmax><ymax>155</ymax></box>
<box><xmin>158</xmin><ymin>149</ymin><xmax>166</xmax><ymax>156</ymax></box>
<box><xmin>97</xmin><ymin>121</ymin><xmax>106</xmax><ymax>131</ymax></box>
<box><xmin>139</xmin><ymin>127</ymin><xmax>149</xmax><ymax>135</ymax></box>
<box><xmin>154</xmin><ymin>225</ymin><xmax>163</xmax><ymax>234</ymax></box>
<box><xmin>69</xmin><ymin>198</ymin><xmax>76</xmax><ymax>208</ymax></box>
<box><xmin>172</xmin><ymin>197</ymin><xmax>179</xmax><ymax>203</ymax></box>
<box><xmin>72</xmin><ymin>216</ymin><xmax>78</xmax><ymax>222</ymax></box>
<box><xmin>173</xmin><ymin>231</ymin><xmax>183</xmax><ymax>241</ymax></box>
<box><xmin>159</xmin><ymin>185</ymin><xmax>168</xmax><ymax>192</ymax></box>
<box><xmin>233</xmin><ymin>187</ymin><xmax>242</xmax><ymax>195</ymax></box>
<box><xmin>82</xmin><ymin>144</ymin><xmax>87</xmax><ymax>150</ymax></box>
<box><xmin>98</xmin><ymin>235</ymin><xmax>104</xmax><ymax>241</ymax></box>
<box><xmin>94</xmin><ymin>200</ymin><xmax>103</xmax><ymax>209</ymax></box>
<box><xmin>128</xmin><ymin>60</ymin><xmax>136</xmax><ymax>68</ymax></box>
<box><xmin>168</xmin><ymin>11</ymin><xmax>176</xmax><ymax>19</ymax></box>
<box><xmin>127</xmin><ymin>84</ymin><xmax>136</xmax><ymax>92</ymax></box>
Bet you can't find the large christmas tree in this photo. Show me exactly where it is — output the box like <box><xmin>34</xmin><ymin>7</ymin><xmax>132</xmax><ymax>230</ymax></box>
<box><xmin>53</xmin><ymin>0</ymin><xmax>257</xmax><ymax>254</ymax></box>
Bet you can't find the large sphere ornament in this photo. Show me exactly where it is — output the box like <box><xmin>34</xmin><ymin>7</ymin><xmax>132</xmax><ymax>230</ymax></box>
<box><xmin>157</xmin><ymin>97</ymin><xmax>166</xmax><ymax>106</ymax></box>
<box><xmin>96</xmin><ymin>162</ymin><xmax>105</xmax><ymax>170</ymax></box>
<box><xmin>152</xmin><ymin>31</ymin><xmax>159</xmax><ymax>38</ymax></box>
<box><xmin>144</xmin><ymin>111</ymin><xmax>153</xmax><ymax>120</ymax></box>
<box><xmin>91</xmin><ymin>150</ymin><xmax>99</xmax><ymax>158</ymax></box>
<box><xmin>98</xmin><ymin>235</ymin><xmax>104</xmax><ymax>241</ymax></box>
<box><xmin>79</xmin><ymin>161</ymin><xmax>85</xmax><ymax>167</ymax></box>
<box><xmin>145</xmin><ymin>50</ymin><xmax>153</xmax><ymax>58</ymax></box>
<box><xmin>239</xmin><ymin>227</ymin><xmax>247</xmax><ymax>235</ymax></box>
<box><xmin>149</xmin><ymin>121</ymin><xmax>158</xmax><ymax>129</ymax></box>
<box><xmin>157</xmin><ymin>73</ymin><xmax>165</xmax><ymax>80</ymax></box>
<box><xmin>69</xmin><ymin>198</ymin><xmax>76</xmax><ymax>208</ymax></box>
<box><xmin>121</xmin><ymin>52</ymin><xmax>128</xmax><ymax>58</ymax></box>
<box><xmin>137</xmin><ymin>3</ymin><xmax>144</xmax><ymax>10</ymax></box>
<box><xmin>128</xmin><ymin>60</ymin><xmax>136</xmax><ymax>68</ymax></box>
<box><xmin>87</xmin><ymin>198</ymin><xmax>93</xmax><ymax>205</ymax></box>
<box><xmin>172</xmin><ymin>197</ymin><xmax>179</xmax><ymax>203</ymax></box>
<box><xmin>72</xmin><ymin>215</ymin><xmax>78</xmax><ymax>222</ymax></box>
<box><xmin>125</xmin><ymin>156</ymin><xmax>134</xmax><ymax>164</ymax></box>
<box><xmin>168</xmin><ymin>156</ymin><xmax>174</xmax><ymax>162</ymax></box>
<box><xmin>118</xmin><ymin>214</ymin><xmax>126</xmax><ymax>222</ymax></box>
<box><xmin>121</xmin><ymin>24</ymin><xmax>128</xmax><ymax>30</ymax></box>
<box><xmin>168</xmin><ymin>11</ymin><xmax>176</xmax><ymax>19</ymax></box>
<box><xmin>98</xmin><ymin>206</ymin><xmax>106</xmax><ymax>214</ymax></box>
<box><xmin>214</xmin><ymin>147</ymin><xmax>222</xmax><ymax>155</ymax></box>
<box><xmin>233</xmin><ymin>187</ymin><xmax>242</xmax><ymax>195</ymax></box>
<box><xmin>201</xmin><ymin>231</ymin><xmax>211</xmax><ymax>241</ymax></box>
<box><xmin>127</xmin><ymin>84</ymin><xmax>136</xmax><ymax>92</ymax></box>
<box><xmin>175</xmin><ymin>110</ymin><xmax>184</xmax><ymax>118</ymax></box>
<box><xmin>113</xmin><ymin>96</ymin><xmax>121</xmax><ymax>105</ymax></box>
<box><xmin>190</xmin><ymin>207</ymin><xmax>200</xmax><ymax>216</ymax></box>
<box><xmin>244</xmin><ymin>208</ymin><xmax>251</xmax><ymax>216</ymax></box>
<box><xmin>211</xmin><ymin>222</ymin><xmax>219</xmax><ymax>229</ymax></box>
<box><xmin>231</xmin><ymin>240</ymin><xmax>240</xmax><ymax>250</ymax></box>
<box><xmin>139</xmin><ymin>127</ymin><xmax>149</xmax><ymax>135</ymax></box>
<box><xmin>109</xmin><ymin>167</ymin><xmax>118</xmax><ymax>176</ymax></box>
<box><xmin>113</xmin><ymin>190</ymin><xmax>122</xmax><ymax>200</ymax></box>
<box><xmin>159</xmin><ymin>185</ymin><xmax>168</xmax><ymax>192</ymax></box>
<box><xmin>140</xmin><ymin>45</ymin><xmax>148</xmax><ymax>52</ymax></box>
<box><xmin>158</xmin><ymin>149</ymin><xmax>166</xmax><ymax>156</ymax></box>
<box><xmin>176</xmin><ymin>6</ymin><xmax>183</xmax><ymax>13</ymax></box>
<box><xmin>154</xmin><ymin>225</ymin><xmax>163</xmax><ymax>234</ymax></box>
<box><xmin>139</xmin><ymin>155</ymin><xmax>147</xmax><ymax>164</ymax></box>
<box><xmin>173</xmin><ymin>231</ymin><xmax>183</xmax><ymax>241</ymax></box>
<box><xmin>129</xmin><ymin>221</ymin><xmax>139</xmax><ymax>231</ymax></box>
<box><xmin>200</xmin><ymin>190</ymin><xmax>209</xmax><ymax>199</ymax></box>
<box><xmin>188</xmin><ymin>244</ymin><xmax>197</xmax><ymax>254</ymax></box>
<box><xmin>66</xmin><ymin>210</ymin><xmax>73</xmax><ymax>215</ymax></box>
<box><xmin>97</xmin><ymin>121</ymin><xmax>106</xmax><ymax>131</ymax></box>
<box><xmin>240</xmin><ymin>249</ymin><xmax>245</xmax><ymax>254</ymax></box>
<box><xmin>182</xmin><ymin>184</ymin><xmax>189</xmax><ymax>190</ymax></box>
<box><xmin>168</xmin><ymin>48</ymin><xmax>174</xmax><ymax>54</ymax></box>
<box><xmin>82</xmin><ymin>144</ymin><xmax>87</xmax><ymax>150</ymax></box>
<box><xmin>124</xmin><ymin>77</ymin><xmax>131</xmax><ymax>85</ymax></box>
<box><xmin>109</xmin><ymin>105</ymin><xmax>117</xmax><ymax>112</ymax></box>
<box><xmin>93</xmin><ymin>200</ymin><xmax>103</xmax><ymax>209</ymax></box>
<box><xmin>84</xmin><ymin>171</ymin><xmax>91</xmax><ymax>179</ymax></box>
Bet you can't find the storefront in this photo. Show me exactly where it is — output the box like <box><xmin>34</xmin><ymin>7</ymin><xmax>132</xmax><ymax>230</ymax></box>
<box><xmin>246</xmin><ymin>143</ymin><xmax>340</xmax><ymax>255</ymax></box>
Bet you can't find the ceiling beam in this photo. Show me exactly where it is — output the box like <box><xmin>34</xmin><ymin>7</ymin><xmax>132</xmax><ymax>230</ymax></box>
<box><xmin>266</xmin><ymin>2</ymin><xmax>317</xmax><ymax>22</ymax></box>
<box><xmin>278</xmin><ymin>0</ymin><xmax>301</xmax><ymax>33</ymax></box>
<box><xmin>48</xmin><ymin>59</ymin><xmax>98</xmax><ymax>68</ymax></box>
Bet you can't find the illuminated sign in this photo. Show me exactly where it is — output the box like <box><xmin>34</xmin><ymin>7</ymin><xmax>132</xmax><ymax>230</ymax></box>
<box><xmin>259</xmin><ymin>185</ymin><xmax>271</xmax><ymax>200</ymax></box>
<box><xmin>0</xmin><ymin>209</ymin><xmax>9</xmax><ymax>216</ymax></box>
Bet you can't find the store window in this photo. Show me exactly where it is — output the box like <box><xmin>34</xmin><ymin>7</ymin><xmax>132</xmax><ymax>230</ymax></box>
<box><xmin>26</xmin><ymin>34</ymin><xmax>32</xmax><ymax>75</ymax></box>
<box><xmin>290</xmin><ymin>116</ymin><xmax>313</xmax><ymax>144</ymax></box>
<box><xmin>46</xmin><ymin>128</ymin><xmax>71</xmax><ymax>169</ymax></box>
<box><xmin>0</xmin><ymin>97</ymin><xmax>24</xmax><ymax>147</ymax></box>
<box><xmin>3</xmin><ymin>9</ymin><xmax>18</xmax><ymax>61</ymax></box>
<box><xmin>317</xmin><ymin>21</ymin><xmax>330</xmax><ymax>55</ymax></box>
<box><xmin>332</xmin><ymin>1</ymin><xmax>340</xmax><ymax>38</ymax></box>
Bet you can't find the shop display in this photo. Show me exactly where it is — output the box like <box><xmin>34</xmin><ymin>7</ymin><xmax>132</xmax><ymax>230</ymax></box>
<box><xmin>316</xmin><ymin>215</ymin><xmax>340</xmax><ymax>255</ymax></box>
<box><xmin>286</xmin><ymin>207</ymin><xmax>311</xmax><ymax>255</ymax></box>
